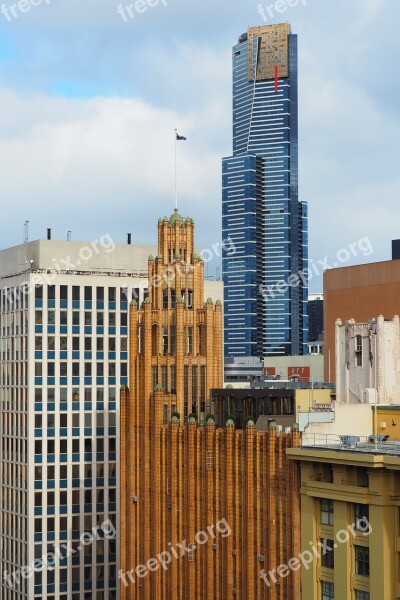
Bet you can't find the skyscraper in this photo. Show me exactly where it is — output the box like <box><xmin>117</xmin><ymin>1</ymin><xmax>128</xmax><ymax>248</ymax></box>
<box><xmin>222</xmin><ymin>24</ymin><xmax>308</xmax><ymax>360</ymax></box>
<box><xmin>0</xmin><ymin>233</ymin><xmax>222</xmax><ymax>600</ymax></box>
<box><xmin>120</xmin><ymin>211</ymin><xmax>301</xmax><ymax>600</ymax></box>
<box><xmin>0</xmin><ymin>236</ymin><xmax>155</xmax><ymax>600</ymax></box>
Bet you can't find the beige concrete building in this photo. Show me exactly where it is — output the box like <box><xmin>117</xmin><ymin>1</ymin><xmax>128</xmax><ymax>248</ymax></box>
<box><xmin>264</xmin><ymin>354</ymin><xmax>324</xmax><ymax>383</ymax></box>
<box><xmin>324</xmin><ymin>259</ymin><xmax>400</xmax><ymax>382</ymax></box>
<box><xmin>288</xmin><ymin>441</ymin><xmax>400</xmax><ymax>600</ymax></box>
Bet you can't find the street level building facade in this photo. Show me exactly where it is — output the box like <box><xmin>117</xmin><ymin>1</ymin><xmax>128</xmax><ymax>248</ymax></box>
<box><xmin>120</xmin><ymin>212</ymin><xmax>301</xmax><ymax>600</ymax></box>
<box><xmin>222</xmin><ymin>23</ymin><xmax>308</xmax><ymax>360</ymax></box>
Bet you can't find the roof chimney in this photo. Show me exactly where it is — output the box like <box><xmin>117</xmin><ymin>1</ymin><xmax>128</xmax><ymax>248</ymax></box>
<box><xmin>47</xmin><ymin>228</ymin><xmax>51</xmax><ymax>241</ymax></box>
<box><xmin>127</xmin><ymin>233</ymin><xmax>132</xmax><ymax>245</ymax></box>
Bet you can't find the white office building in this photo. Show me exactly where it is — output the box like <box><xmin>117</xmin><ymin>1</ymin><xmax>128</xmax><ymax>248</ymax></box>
<box><xmin>0</xmin><ymin>236</ymin><xmax>222</xmax><ymax>600</ymax></box>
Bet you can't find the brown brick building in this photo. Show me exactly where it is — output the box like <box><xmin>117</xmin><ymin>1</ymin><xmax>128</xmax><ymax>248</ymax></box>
<box><xmin>120</xmin><ymin>212</ymin><xmax>301</xmax><ymax>600</ymax></box>
<box><xmin>324</xmin><ymin>259</ymin><xmax>400</xmax><ymax>382</ymax></box>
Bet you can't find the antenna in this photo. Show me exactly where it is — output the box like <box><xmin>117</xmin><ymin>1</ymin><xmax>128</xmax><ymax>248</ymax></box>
<box><xmin>174</xmin><ymin>129</ymin><xmax>178</xmax><ymax>211</ymax></box>
<box><xmin>24</xmin><ymin>220</ymin><xmax>29</xmax><ymax>271</ymax></box>
<box><xmin>24</xmin><ymin>220</ymin><xmax>29</xmax><ymax>244</ymax></box>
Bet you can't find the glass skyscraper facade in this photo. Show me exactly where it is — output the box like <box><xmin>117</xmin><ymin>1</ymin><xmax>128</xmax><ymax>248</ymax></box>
<box><xmin>223</xmin><ymin>24</ymin><xmax>308</xmax><ymax>358</ymax></box>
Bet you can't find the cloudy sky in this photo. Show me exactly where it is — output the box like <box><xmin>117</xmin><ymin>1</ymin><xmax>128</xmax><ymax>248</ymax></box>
<box><xmin>0</xmin><ymin>0</ymin><xmax>398</xmax><ymax>290</ymax></box>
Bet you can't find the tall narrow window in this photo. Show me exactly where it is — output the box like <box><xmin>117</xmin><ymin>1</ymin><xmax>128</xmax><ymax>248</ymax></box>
<box><xmin>152</xmin><ymin>366</ymin><xmax>158</xmax><ymax>389</ymax></box>
<box><xmin>152</xmin><ymin>325</ymin><xmax>159</xmax><ymax>356</ymax></box>
<box><xmin>187</xmin><ymin>289</ymin><xmax>193</xmax><ymax>309</ymax></box>
<box><xmin>170</xmin><ymin>366</ymin><xmax>176</xmax><ymax>395</ymax></box>
<box><xmin>162</xmin><ymin>366</ymin><xmax>168</xmax><ymax>392</ymax></box>
<box><xmin>199</xmin><ymin>325</ymin><xmax>206</xmax><ymax>356</ymax></box>
<box><xmin>187</xmin><ymin>327</ymin><xmax>193</xmax><ymax>354</ymax></box>
<box><xmin>162</xmin><ymin>327</ymin><xmax>169</xmax><ymax>356</ymax></box>
<box><xmin>192</xmin><ymin>366</ymin><xmax>198</xmax><ymax>414</ymax></box>
<box><xmin>170</xmin><ymin>289</ymin><xmax>176</xmax><ymax>309</ymax></box>
<box><xmin>163</xmin><ymin>405</ymin><xmax>168</xmax><ymax>425</ymax></box>
<box><xmin>162</xmin><ymin>289</ymin><xmax>169</xmax><ymax>309</ymax></box>
<box><xmin>355</xmin><ymin>335</ymin><xmax>363</xmax><ymax>367</ymax></box>
<box><xmin>170</xmin><ymin>326</ymin><xmax>176</xmax><ymax>356</ymax></box>
<box><xmin>184</xmin><ymin>366</ymin><xmax>189</xmax><ymax>418</ymax></box>
<box><xmin>200</xmin><ymin>366</ymin><xmax>206</xmax><ymax>414</ymax></box>
<box><xmin>355</xmin><ymin>546</ymin><xmax>370</xmax><ymax>577</ymax></box>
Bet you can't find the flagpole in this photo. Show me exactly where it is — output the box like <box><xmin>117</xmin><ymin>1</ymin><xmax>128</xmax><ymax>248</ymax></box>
<box><xmin>174</xmin><ymin>129</ymin><xmax>178</xmax><ymax>211</ymax></box>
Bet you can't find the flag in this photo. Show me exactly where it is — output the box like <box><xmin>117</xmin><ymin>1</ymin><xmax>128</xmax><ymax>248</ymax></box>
<box><xmin>176</xmin><ymin>133</ymin><xmax>187</xmax><ymax>141</ymax></box>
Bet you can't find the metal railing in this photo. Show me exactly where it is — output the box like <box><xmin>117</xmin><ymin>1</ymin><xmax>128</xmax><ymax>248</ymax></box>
<box><xmin>302</xmin><ymin>432</ymin><xmax>400</xmax><ymax>454</ymax></box>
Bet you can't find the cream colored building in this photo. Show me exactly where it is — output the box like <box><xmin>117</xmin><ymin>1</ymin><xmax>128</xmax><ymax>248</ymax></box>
<box><xmin>288</xmin><ymin>442</ymin><xmax>400</xmax><ymax>600</ymax></box>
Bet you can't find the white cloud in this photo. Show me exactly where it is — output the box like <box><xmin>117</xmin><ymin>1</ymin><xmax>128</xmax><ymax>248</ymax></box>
<box><xmin>0</xmin><ymin>89</ymin><xmax>223</xmax><ymax>252</ymax></box>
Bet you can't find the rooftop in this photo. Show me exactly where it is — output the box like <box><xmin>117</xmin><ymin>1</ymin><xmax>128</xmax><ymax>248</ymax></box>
<box><xmin>300</xmin><ymin>433</ymin><xmax>400</xmax><ymax>457</ymax></box>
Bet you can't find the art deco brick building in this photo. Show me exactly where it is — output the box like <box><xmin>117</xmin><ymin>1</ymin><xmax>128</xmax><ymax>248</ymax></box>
<box><xmin>120</xmin><ymin>211</ymin><xmax>301</xmax><ymax>600</ymax></box>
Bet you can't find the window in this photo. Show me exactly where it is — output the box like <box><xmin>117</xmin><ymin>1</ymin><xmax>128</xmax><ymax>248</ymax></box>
<box><xmin>320</xmin><ymin>539</ymin><xmax>334</xmax><ymax>569</ymax></box>
<box><xmin>170</xmin><ymin>289</ymin><xmax>176</xmax><ymax>309</ymax></box>
<box><xmin>199</xmin><ymin>325</ymin><xmax>206</xmax><ymax>356</ymax></box>
<box><xmin>162</xmin><ymin>289</ymin><xmax>168</xmax><ymax>309</ymax></box>
<box><xmin>192</xmin><ymin>366</ymin><xmax>197</xmax><ymax>413</ymax></box>
<box><xmin>84</xmin><ymin>286</ymin><xmax>92</xmax><ymax>301</ymax></box>
<box><xmin>152</xmin><ymin>325</ymin><xmax>159</xmax><ymax>356</ymax></box>
<box><xmin>170</xmin><ymin>366</ymin><xmax>176</xmax><ymax>394</ymax></box>
<box><xmin>355</xmin><ymin>592</ymin><xmax>370</xmax><ymax>600</ymax></box>
<box><xmin>162</xmin><ymin>366</ymin><xmax>168</xmax><ymax>391</ymax></box>
<box><xmin>187</xmin><ymin>327</ymin><xmax>193</xmax><ymax>354</ymax></box>
<box><xmin>96</xmin><ymin>287</ymin><xmax>104</xmax><ymax>301</ymax></box>
<box><xmin>152</xmin><ymin>366</ymin><xmax>158</xmax><ymax>389</ymax></box>
<box><xmin>170</xmin><ymin>326</ymin><xmax>176</xmax><ymax>356</ymax></box>
<box><xmin>321</xmin><ymin>581</ymin><xmax>334</xmax><ymax>600</ymax></box>
<box><xmin>355</xmin><ymin>505</ymin><xmax>369</xmax><ymax>530</ymax></box>
<box><xmin>162</xmin><ymin>327</ymin><xmax>168</xmax><ymax>356</ymax></box>
<box><xmin>355</xmin><ymin>335</ymin><xmax>363</xmax><ymax>367</ymax></box>
<box><xmin>321</xmin><ymin>499</ymin><xmax>334</xmax><ymax>526</ymax></box>
<box><xmin>355</xmin><ymin>546</ymin><xmax>369</xmax><ymax>577</ymax></box>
